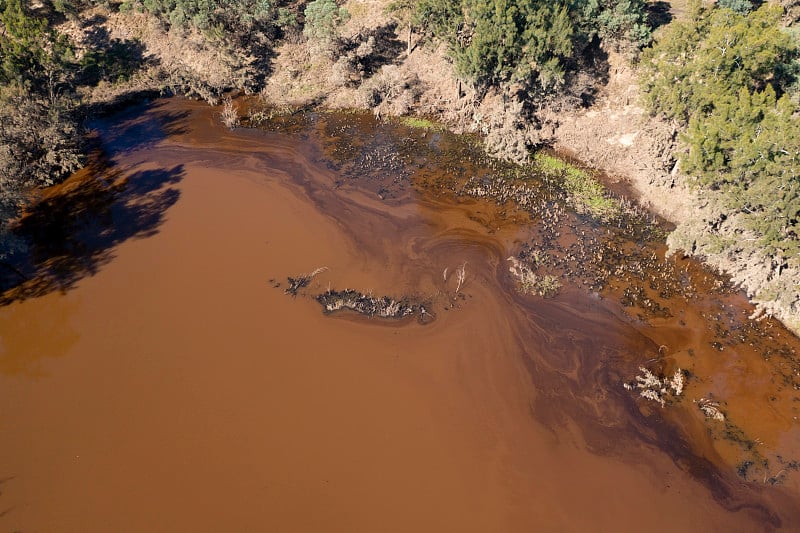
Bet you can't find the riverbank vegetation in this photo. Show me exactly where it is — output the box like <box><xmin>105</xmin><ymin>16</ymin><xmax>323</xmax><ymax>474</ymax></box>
<box><xmin>0</xmin><ymin>0</ymin><xmax>654</xmax><ymax>198</ymax></box>
<box><xmin>641</xmin><ymin>3</ymin><xmax>800</xmax><ymax>255</ymax></box>
<box><xmin>411</xmin><ymin>0</ymin><xmax>651</xmax><ymax>92</ymax></box>
<box><xmin>0</xmin><ymin>0</ymin><xmax>292</xmax><ymax>262</ymax></box>
<box><xmin>640</xmin><ymin>1</ymin><xmax>800</xmax><ymax>325</ymax></box>
<box><xmin>0</xmin><ymin>0</ymin><xmax>84</xmax><ymax>258</ymax></box>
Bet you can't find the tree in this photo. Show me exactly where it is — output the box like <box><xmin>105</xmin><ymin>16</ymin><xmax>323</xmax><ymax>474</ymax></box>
<box><xmin>387</xmin><ymin>0</ymin><xmax>417</xmax><ymax>54</ymax></box>
<box><xmin>640</xmin><ymin>3</ymin><xmax>797</xmax><ymax>124</ymax></box>
<box><xmin>579</xmin><ymin>0</ymin><xmax>652</xmax><ymax>52</ymax></box>
<box><xmin>454</xmin><ymin>0</ymin><xmax>573</xmax><ymax>89</ymax></box>
<box><xmin>411</xmin><ymin>0</ymin><xmax>654</xmax><ymax>92</ymax></box>
<box><xmin>303</xmin><ymin>0</ymin><xmax>350</xmax><ymax>42</ymax></box>
<box><xmin>640</xmin><ymin>2</ymin><xmax>800</xmax><ymax>257</ymax></box>
<box><xmin>0</xmin><ymin>0</ymin><xmax>76</xmax><ymax>101</ymax></box>
<box><xmin>413</xmin><ymin>0</ymin><xmax>462</xmax><ymax>43</ymax></box>
<box><xmin>0</xmin><ymin>0</ymin><xmax>83</xmax><ymax>215</ymax></box>
<box><xmin>0</xmin><ymin>85</ymin><xmax>82</xmax><ymax>189</ymax></box>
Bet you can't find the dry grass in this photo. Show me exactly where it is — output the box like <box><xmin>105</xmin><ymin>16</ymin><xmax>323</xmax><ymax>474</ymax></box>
<box><xmin>220</xmin><ymin>96</ymin><xmax>239</xmax><ymax>128</ymax></box>
<box><xmin>261</xmin><ymin>0</ymin><xmax>463</xmax><ymax>121</ymax></box>
<box><xmin>665</xmin><ymin>0</ymin><xmax>692</xmax><ymax>21</ymax></box>
<box><xmin>58</xmin><ymin>7</ymin><xmax>251</xmax><ymax>105</ymax></box>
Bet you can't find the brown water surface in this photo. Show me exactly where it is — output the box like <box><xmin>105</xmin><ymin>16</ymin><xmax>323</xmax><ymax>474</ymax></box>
<box><xmin>0</xmin><ymin>99</ymin><xmax>798</xmax><ymax>531</ymax></box>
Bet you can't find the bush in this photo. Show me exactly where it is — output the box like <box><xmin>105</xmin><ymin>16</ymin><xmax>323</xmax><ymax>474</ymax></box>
<box><xmin>580</xmin><ymin>0</ymin><xmax>652</xmax><ymax>52</ymax></box>
<box><xmin>0</xmin><ymin>0</ymin><xmax>76</xmax><ymax>96</ymax></box>
<box><xmin>0</xmin><ymin>85</ymin><xmax>83</xmax><ymax>189</ymax></box>
<box><xmin>718</xmin><ymin>0</ymin><xmax>753</xmax><ymax>15</ymax></box>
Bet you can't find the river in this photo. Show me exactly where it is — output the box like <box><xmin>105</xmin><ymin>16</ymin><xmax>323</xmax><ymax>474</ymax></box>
<box><xmin>0</xmin><ymin>98</ymin><xmax>798</xmax><ymax>531</ymax></box>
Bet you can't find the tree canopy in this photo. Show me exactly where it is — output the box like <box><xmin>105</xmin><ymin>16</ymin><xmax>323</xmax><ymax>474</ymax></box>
<box><xmin>0</xmin><ymin>0</ymin><xmax>76</xmax><ymax>98</ymax></box>
<box><xmin>413</xmin><ymin>0</ymin><xmax>652</xmax><ymax>92</ymax></box>
<box><xmin>641</xmin><ymin>2</ymin><xmax>800</xmax><ymax>257</ymax></box>
<box><xmin>640</xmin><ymin>3</ymin><xmax>797</xmax><ymax>123</ymax></box>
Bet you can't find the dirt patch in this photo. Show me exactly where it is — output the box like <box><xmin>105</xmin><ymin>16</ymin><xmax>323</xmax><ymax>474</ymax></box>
<box><xmin>546</xmin><ymin>52</ymin><xmax>689</xmax><ymax>221</ymax></box>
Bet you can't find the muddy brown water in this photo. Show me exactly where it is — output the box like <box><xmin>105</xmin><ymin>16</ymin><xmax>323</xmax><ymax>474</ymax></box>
<box><xmin>0</xmin><ymin>98</ymin><xmax>799</xmax><ymax>531</ymax></box>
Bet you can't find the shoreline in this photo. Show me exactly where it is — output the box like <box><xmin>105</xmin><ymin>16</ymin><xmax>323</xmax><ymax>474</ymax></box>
<box><xmin>33</xmin><ymin>2</ymin><xmax>798</xmax><ymax>336</ymax></box>
<box><xmin>0</xmin><ymin>0</ymin><xmax>794</xmax><ymax>336</ymax></box>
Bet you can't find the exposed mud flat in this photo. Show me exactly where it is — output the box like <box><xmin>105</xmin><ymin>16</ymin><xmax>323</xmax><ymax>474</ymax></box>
<box><xmin>0</xmin><ymin>99</ymin><xmax>799</xmax><ymax>531</ymax></box>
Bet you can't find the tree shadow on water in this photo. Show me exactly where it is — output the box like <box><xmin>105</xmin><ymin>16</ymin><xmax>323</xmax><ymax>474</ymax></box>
<box><xmin>89</xmin><ymin>101</ymin><xmax>191</xmax><ymax>155</ymax></box>
<box><xmin>0</xmin><ymin>157</ymin><xmax>185</xmax><ymax>304</ymax></box>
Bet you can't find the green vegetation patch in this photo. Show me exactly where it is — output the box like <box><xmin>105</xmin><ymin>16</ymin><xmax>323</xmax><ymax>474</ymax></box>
<box><xmin>533</xmin><ymin>153</ymin><xmax>620</xmax><ymax>221</ymax></box>
<box><xmin>397</xmin><ymin>116</ymin><xmax>444</xmax><ymax>131</ymax></box>
<box><xmin>303</xmin><ymin>0</ymin><xmax>350</xmax><ymax>42</ymax></box>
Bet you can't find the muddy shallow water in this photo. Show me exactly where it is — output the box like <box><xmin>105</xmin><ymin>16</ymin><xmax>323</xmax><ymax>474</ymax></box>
<box><xmin>0</xmin><ymin>99</ymin><xmax>799</xmax><ymax>531</ymax></box>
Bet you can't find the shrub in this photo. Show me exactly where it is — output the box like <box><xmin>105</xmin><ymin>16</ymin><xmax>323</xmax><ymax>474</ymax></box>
<box><xmin>580</xmin><ymin>0</ymin><xmax>652</xmax><ymax>52</ymax></box>
<box><xmin>718</xmin><ymin>0</ymin><xmax>753</xmax><ymax>15</ymax></box>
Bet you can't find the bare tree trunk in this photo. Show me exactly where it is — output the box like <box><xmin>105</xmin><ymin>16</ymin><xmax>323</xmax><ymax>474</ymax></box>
<box><xmin>407</xmin><ymin>25</ymin><xmax>413</xmax><ymax>55</ymax></box>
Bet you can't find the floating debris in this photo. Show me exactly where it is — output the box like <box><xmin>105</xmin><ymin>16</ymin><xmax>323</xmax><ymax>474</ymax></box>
<box><xmin>696</xmin><ymin>398</ymin><xmax>725</xmax><ymax>421</ymax></box>
<box><xmin>624</xmin><ymin>367</ymin><xmax>685</xmax><ymax>408</ymax></box>
<box><xmin>507</xmin><ymin>256</ymin><xmax>561</xmax><ymax>297</ymax></box>
<box><xmin>454</xmin><ymin>262</ymin><xmax>467</xmax><ymax>295</ymax></box>
<box><xmin>284</xmin><ymin>266</ymin><xmax>328</xmax><ymax>296</ymax></box>
<box><xmin>316</xmin><ymin>289</ymin><xmax>428</xmax><ymax>321</ymax></box>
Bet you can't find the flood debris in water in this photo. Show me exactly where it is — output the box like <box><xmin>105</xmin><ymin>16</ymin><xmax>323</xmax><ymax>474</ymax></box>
<box><xmin>315</xmin><ymin>288</ymin><xmax>433</xmax><ymax>323</ymax></box>
<box><xmin>279</xmin><ymin>262</ymin><xmax>436</xmax><ymax>323</ymax></box>
<box><xmin>284</xmin><ymin>266</ymin><xmax>328</xmax><ymax>296</ymax></box>
<box><xmin>507</xmin><ymin>256</ymin><xmax>561</xmax><ymax>297</ymax></box>
<box><xmin>696</xmin><ymin>398</ymin><xmax>726</xmax><ymax>421</ymax></box>
<box><xmin>763</xmin><ymin>459</ymin><xmax>800</xmax><ymax>485</ymax></box>
<box><xmin>443</xmin><ymin>262</ymin><xmax>468</xmax><ymax>297</ymax></box>
<box><xmin>623</xmin><ymin>367</ymin><xmax>685</xmax><ymax>408</ymax></box>
<box><xmin>251</xmin><ymin>109</ymin><xmax>800</xmax><ymax>489</ymax></box>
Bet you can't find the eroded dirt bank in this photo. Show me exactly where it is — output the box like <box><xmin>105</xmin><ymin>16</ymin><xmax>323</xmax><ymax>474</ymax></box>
<box><xmin>0</xmin><ymin>100</ymin><xmax>798</xmax><ymax>531</ymax></box>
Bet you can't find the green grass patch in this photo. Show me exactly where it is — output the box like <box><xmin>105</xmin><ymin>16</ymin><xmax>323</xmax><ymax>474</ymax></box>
<box><xmin>533</xmin><ymin>153</ymin><xmax>620</xmax><ymax>221</ymax></box>
<box><xmin>397</xmin><ymin>116</ymin><xmax>444</xmax><ymax>131</ymax></box>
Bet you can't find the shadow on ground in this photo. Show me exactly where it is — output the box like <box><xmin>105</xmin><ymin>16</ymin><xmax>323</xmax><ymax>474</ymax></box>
<box><xmin>648</xmin><ymin>1</ymin><xmax>674</xmax><ymax>29</ymax></box>
<box><xmin>79</xmin><ymin>25</ymin><xmax>158</xmax><ymax>88</ymax></box>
